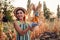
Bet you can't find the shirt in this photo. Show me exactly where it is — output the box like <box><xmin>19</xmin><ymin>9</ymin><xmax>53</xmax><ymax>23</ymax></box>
<box><xmin>16</xmin><ymin>21</ymin><xmax>30</xmax><ymax>40</ymax></box>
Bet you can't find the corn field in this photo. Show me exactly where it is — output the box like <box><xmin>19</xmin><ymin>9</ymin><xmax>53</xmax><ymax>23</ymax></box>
<box><xmin>0</xmin><ymin>19</ymin><xmax>60</xmax><ymax>40</ymax></box>
<box><xmin>0</xmin><ymin>0</ymin><xmax>60</xmax><ymax>40</ymax></box>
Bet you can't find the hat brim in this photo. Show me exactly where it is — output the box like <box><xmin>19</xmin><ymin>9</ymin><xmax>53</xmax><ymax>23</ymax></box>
<box><xmin>13</xmin><ymin>7</ymin><xmax>26</xmax><ymax>17</ymax></box>
<box><xmin>14</xmin><ymin>7</ymin><xmax>26</xmax><ymax>14</ymax></box>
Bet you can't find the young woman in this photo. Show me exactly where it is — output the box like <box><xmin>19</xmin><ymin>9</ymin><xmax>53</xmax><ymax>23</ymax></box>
<box><xmin>13</xmin><ymin>7</ymin><xmax>38</xmax><ymax>40</ymax></box>
<box><xmin>13</xmin><ymin>7</ymin><xmax>31</xmax><ymax>40</ymax></box>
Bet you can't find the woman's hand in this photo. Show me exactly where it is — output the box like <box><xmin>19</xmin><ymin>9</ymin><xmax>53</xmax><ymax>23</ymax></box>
<box><xmin>29</xmin><ymin>22</ymin><xmax>38</xmax><ymax>28</ymax></box>
<box><xmin>29</xmin><ymin>22</ymin><xmax>38</xmax><ymax>31</ymax></box>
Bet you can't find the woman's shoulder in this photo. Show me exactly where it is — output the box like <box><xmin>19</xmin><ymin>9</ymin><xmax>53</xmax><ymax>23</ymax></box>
<box><xmin>13</xmin><ymin>20</ymin><xmax>20</xmax><ymax>25</ymax></box>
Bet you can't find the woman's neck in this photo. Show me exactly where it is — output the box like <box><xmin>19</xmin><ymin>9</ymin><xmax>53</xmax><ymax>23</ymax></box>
<box><xmin>19</xmin><ymin>19</ymin><xmax>24</xmax><ymax>23</ymax></box>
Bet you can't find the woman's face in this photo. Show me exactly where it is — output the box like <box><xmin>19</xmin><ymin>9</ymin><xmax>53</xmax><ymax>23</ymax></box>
<box><xmin>16</xmin><ymin>10</ymin><xmax>25</xmax><ymax>20</ymax></box>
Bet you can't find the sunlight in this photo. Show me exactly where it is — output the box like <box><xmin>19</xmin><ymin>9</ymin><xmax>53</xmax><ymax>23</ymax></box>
<box><xmin>11</xmin><ymin>0</ymin><xmax>60</xmax><ymax>14</ymax></box>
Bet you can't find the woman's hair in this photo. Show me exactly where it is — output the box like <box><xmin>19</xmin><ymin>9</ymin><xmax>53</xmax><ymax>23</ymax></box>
<box><xmin>13</xmin><ymin>7</ymin><xmax>26</xmax><ymax>21</ymax></box>
<box><xmin>16</xmin><ymin>9</ymin><xmax>25</xmax><ymax>14</ymax></box>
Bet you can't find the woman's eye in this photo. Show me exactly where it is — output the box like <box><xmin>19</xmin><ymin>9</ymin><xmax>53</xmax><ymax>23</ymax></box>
<box><xmin>17</xmin><ymin>12</ymin><xmax>23</xmax><ymax>14</ymax></box>
<box><xmin>17</xmin><ymin>13</ymin><xmax>19</xmax><ymax>14</ymax></box>
<box><xmin>20</xmin><ymin>12</ymin><xmax>22</xmax><ymax>14</ymax></box>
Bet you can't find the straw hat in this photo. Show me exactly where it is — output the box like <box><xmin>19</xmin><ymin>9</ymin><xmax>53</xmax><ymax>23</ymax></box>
<box><xmin>13</xmin><ymin>7</ymin><xmax>26</xmax><ymax>17</ymax></box>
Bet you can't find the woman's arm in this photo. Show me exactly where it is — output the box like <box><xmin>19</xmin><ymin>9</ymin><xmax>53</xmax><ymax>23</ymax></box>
<box><xmin>14</xmin><ymin>21</ymin><xmax>30</xmax><ymax>35</ymax></box>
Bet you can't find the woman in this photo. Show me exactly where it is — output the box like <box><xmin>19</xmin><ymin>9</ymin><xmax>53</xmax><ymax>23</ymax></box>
<box><xmin>13</xmin><ymin>7</ymin><xmax>38</xmax><ymax>40</ymax></box>
<box><xmin>13</xmin><ymin>7</ymin><xmax>31</xmax><ymax>40</ymax></box>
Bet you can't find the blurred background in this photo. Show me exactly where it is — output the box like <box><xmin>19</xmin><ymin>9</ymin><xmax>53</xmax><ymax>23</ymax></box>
<box><xmin>0</xmin><ymin>0</ymin><xmax>60</xmax><ymax>40</ymax></box>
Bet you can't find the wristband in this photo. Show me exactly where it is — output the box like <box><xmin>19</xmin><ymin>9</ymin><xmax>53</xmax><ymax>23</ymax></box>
<box><xmin>29</xmin><ymin>22</ymin><xmax>38</xmax><ymax>27</ymax></box>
